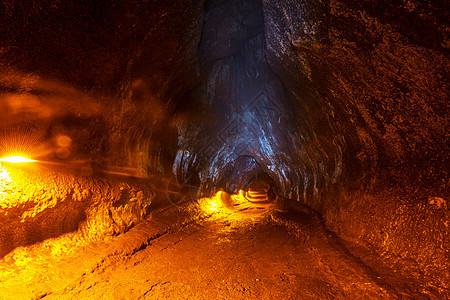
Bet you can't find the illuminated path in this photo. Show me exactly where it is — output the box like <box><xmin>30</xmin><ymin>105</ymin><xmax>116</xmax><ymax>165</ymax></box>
<box><xmin>0</xmin><ymin>189</ymin><xmax>426</xmax><ymax>299</ymax></box>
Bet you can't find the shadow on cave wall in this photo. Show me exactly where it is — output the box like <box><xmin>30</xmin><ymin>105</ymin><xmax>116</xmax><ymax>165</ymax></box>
<box><xmin>0</xmin><ymin>196</ymin><xmax>89</xmax><ymax>258</ymax></box>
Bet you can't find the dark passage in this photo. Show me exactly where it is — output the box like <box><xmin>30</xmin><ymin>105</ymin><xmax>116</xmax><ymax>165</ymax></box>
<box><xmin>176</xmin><ymin>0</ymin><xmax>295</xmax><ymax>199</ymax></box>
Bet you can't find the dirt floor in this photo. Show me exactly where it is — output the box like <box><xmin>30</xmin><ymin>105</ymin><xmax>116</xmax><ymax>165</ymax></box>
<box><xmin>1</xmin><ymin>183</ymin><xmax>445</xmax><ymax>299</ymax></box>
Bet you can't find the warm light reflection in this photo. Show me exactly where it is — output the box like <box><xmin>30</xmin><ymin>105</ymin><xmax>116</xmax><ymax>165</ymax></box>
<box><xmin>197</xmin><ymin>188</ymin><xmax>273</xmax><ymax>226</ymax></box>
<box><xmin>0</xmin><ymin>156</ymin><xmax>36</xmax><ymax>163</ymax></box>
<box><xmin>0</xmin><ymin>164</ymin><xmax>16</xmax><ymax>202</ymax></box>
<box><xmin>200</xmin><ymin>191</ymin><xmax>223</xmax><ymax>214</ymax></box>
<box><xmin>198</xmin><ymin>190</ymin><xmax>250</xmax><ymax>218</ymax></box>
<box><xmin>0</xmin><ymin>164</ymin><xmax>11</xmax><ymax>181</ymax></box>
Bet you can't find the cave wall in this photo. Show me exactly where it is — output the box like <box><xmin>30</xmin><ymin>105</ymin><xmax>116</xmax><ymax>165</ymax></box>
<box><xmin>0</xmin><ymin>163</ymin><xmax>154</xmax><ymax>258</ymax></box>
<box><xmin>0</xmin><ymin>0</ymin><xmax>204</xmax><ymax>175</ymax></box>
<box><xmin>174</xmin><ymin>0</ymin><xmax>351</xmax><ymax>205</ymax></box>
<box><xmin>169</xmin><ymin>1</ymin><xmax>449</xmax><ymax>284</ymax></box>
<box><xmin>262</xmin><ymin>0</ymin><xmax>449</xmax><ymax>208</ymax></box>
<box><xmin>260</xmin><ymin>0</ymin><xmax>449</xmax><ymax>285</ymax></box>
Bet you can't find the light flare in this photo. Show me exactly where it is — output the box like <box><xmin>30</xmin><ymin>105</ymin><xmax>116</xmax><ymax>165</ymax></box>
<box><xmin>0</xmin><ymin>156</ymin><xmax>36</xmax><ymax>163</ymax></box>
<box><xmin>0</xmin><ymin>124</ymin><xmax>44</xmax><ymax>163</ymax></box>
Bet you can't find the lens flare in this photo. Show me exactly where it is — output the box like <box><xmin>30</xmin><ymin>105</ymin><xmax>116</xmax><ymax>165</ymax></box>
<box><xmin>0</xmin><ymin>123</ymin><xmax>44</xmax><ymax>162</ymax></box>
<box><xmin>0</xmin><ymin>156</ymin><xmax>36</xmax><ymax>163</ymax></box>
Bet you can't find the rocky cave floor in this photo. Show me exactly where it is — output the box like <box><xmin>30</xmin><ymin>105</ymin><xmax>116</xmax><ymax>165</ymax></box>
<box><xmin>0</xmin><ymin>163</ymin><xmax>448</xmax><ymax>299</ymax></box>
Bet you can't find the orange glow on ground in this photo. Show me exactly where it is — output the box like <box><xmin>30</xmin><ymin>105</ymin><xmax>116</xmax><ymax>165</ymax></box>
<box><xmin>198</xmin><ymin>191</ymin><xmax>224</xmax><ymax>215</ymax></box>
<box><xmin>199</xmin><ymin>190</ymin><xmax>248</xmax><ymax>214</ymax></box>
<box><xmin>0</xmin><ymin>156</ymin><xmax>36</xmax><ymax>163</ymax></box>
<box><xmin>197</xmin><ymin>189</ymin><xmax>271</xmax><ymax>223</ymax></box>
<box><xmin>0</xmin><ymin>164</ymin><xmax>16</xmax><ymax>202</ymax></box>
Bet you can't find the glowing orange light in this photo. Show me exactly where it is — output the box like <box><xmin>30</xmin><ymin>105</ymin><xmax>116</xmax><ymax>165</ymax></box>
<box><xmin>208</xmin><ymin>200</ymin><xmax>219</xmax><ymax>212</ymax></box>
<box><xmin>201</xmin><ymin>191</ymin><xmax>222</xmax><ymax>214</ymax></box>
<box><xmin>0</xmin><ymin>156</ymin><xmax>36</xmax><ymax>163</ymax></box>
<box><xmin>0</xmin><ymin>165</ymin><xmax>11</xmax><ymax>182</ymax></box>
<box><xmin>0</xmin><ymin>164</ymin><xmax>15</xmax><ymax>202</ymax></box>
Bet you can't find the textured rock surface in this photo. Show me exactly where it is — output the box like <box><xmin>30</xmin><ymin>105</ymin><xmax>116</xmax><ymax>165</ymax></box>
<box><xmin>260</xmin><ymin>0</ymin><xmax>449</xmax><ymax>286</ymax></box>
<box><xmin>0</xmin><ymin>0</ymin><xmax>448</xmax><ymax>296</ymax></box>
<box><xmin>0</xmin><ymin>194</ymin><xmax>435</xmax><ymax>299</ymax></box>
<box><xmin>0</xmin><ymin>162</ymin><xmax>154</xmax><ymax>258</ymax></box>
<box><xmin>263</xmin><ymin>0</ymin><xmax>448</xmax><ymax>203</ymax></box>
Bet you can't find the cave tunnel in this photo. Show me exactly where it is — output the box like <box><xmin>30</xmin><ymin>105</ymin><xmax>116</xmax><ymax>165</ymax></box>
<box><xmin>0</xmin><ymin>0</ymin><xmax>448</xmax><ymax>298</ymax></box>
